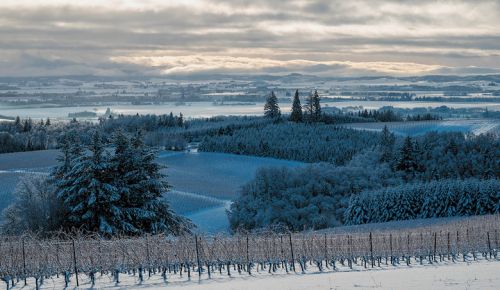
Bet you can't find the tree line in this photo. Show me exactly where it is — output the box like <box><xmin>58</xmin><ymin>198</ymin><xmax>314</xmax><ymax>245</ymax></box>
<box><xmin>344</xmin><ymin>179</ymin><xmax>500</xmax><ymax>225</ymax></box>
<box><xmin>264</xmin><ymin>90</ymin><xmax>322</xmax><ymax>122</ymax></box>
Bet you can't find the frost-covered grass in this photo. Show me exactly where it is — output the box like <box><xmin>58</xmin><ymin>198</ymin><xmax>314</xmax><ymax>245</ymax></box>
<box><xmin>343</xmin><ymin>118</ymin><xmax>500</xmax><ymax>136</ymax></box>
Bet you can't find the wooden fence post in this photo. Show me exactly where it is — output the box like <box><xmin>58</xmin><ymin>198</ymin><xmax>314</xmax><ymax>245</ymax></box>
<box><xmin>486</xmin><ymin>231</ymin><xmax>492</xmax><ymax>258</ymax></box>
<box><xmin>433</xmin><ymin>232</ymin><xmax>437</xmax><ymax>262</ymax></box>
<box><xmin>22</xmin><ymin>238</ymin><xmax>27</xmax><ymax>286</ymax></box>
<box><xmin>369</xmin><ymin>232</ymin><xmax>374</xmax><ymax>268</ymax></box>
<box><xmin>246</xmin><ymin>234</ymin><xmax>251</xmax><ymax>274</ymax></box>
<box><xmin>389</xmin><ymin>233</ymin><xmax>393</xmax><ymax>265</ymax></box>
<box><xmin>288</xmin><ymin>233</ymin><xmax>296</xmax><ymax>272</ymax></box>
<box><xmin>72</xmin><ymin>240</ymin><xmax>79</xmax><ymax>287</ymax></box>
<box><xmin>194</xmin><ymin>235</ymin><xmax>202</xmax><ymax>279</ymax></box>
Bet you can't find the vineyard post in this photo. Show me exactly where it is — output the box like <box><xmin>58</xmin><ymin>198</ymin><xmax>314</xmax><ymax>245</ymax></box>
<box><xmin>389</xmin><ymin>233</ymin><xmax>393</xmax><ymax>265</ymax></box>
<box><xmin>146</xmin><ymin>235</ymin><xmax>151</xmax><ymax>277</ymax></box>
<box><xmin>369</xmin><ymin>232</ymin><xmax>374</xmax><ymax>268</ymax></box>
<box><xmin>324</xmin><ymin>233</ymin><xmax>328</xmax><ymax>268</ymax></box>
<box><xmin>403</xmin><ymin>233</ymin><xmax>410</xmax><ymax>265</ymax></box>
<box><xmin>246</xmin><ymin>234</ymin><xmax>250</xmax><ymax>275</ymax></box>
<box><xmin>22</xmin><ymin>238</ymin><xmax>27</xmax><ymax>286</ymax></box>
<box><xmin>288</xmin><ymin>233</ymin><xmax>296</xmax><ymax>272</ymax></box>
<box><xmin>486</xmin><ymin>231</ymin><xmax>491</xmax><ymax>258</ymax></box>
<box><xmin>495</xmin><ymin>229</ymin><xmax>498</xmax><ymax>249</ymax></box>
<box><xmin>194</xmin><ymin>235</ymin><xmax>201</xmax><ymax>279</ymax></box>
<box><xmin>72</xmin><ymin>240</ymin><xmax>79</xmax><ymax>287</ymax></box>
<box><xmin>433</xmin><ymin>232</ymin><xmax>437</xmax><ymax>262</ymax></box>
<box><xmin>448</xmin><ymin>232</ymin><xmax>451</xmax><ymax>260</ymax></box>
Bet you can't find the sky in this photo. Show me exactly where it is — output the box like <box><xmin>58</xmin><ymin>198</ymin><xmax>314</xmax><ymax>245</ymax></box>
<box><xmin>1</xmin><ymin>0</ymin><xmax>499</xmax><ymax>77</ymax></box>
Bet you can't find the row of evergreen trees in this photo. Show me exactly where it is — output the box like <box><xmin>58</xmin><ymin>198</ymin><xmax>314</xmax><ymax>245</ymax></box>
<box><xmin>199</xmin><ymin>123</ymin><xmax>380</xmax><ymax>164</ymax></box>
<box><xmin>49</xmin><ymin>130</ymin><xmax>191</xmax><ymax>236</ymax></box>
<box><xmin>264</xmin><ymin>90</ymin><xmax>322</xmax><ymax>122</ymax></box>
<box><xmin>344</xmin><ymin>179</ymin><xmax>500</xmax><ymax>225</ymax></box>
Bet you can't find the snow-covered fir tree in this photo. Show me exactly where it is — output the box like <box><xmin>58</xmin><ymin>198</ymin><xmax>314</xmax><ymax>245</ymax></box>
<box><xmin>379</xmin><ymin>125</ymin><xmax>395</xmax><ymax>163</ymax></box>
<box><xmin>55</xmin><ymin>131</ymin><xmax>122</xmax><ymax>235</ymax></box>
<box><xmin>52</xmin><ymin>129</ymin><xmax>192</xmax><ymax>236</ymax></box>
<box><xmin>312</xmin><ymin>90</ymin><xmax>321</xmax><ymax>121</ymax></box>
<box><xmin>264</xmin><ymin>91</ymin><xmax>281</xmax><ymax>119</ymax></box>
<box><xmin>396</xmin><ymin>136</ymin><xmax>418</xmax><ymax>180</ymax></box>
<box><xmin>289</xmin><ymin>89</ymin><xmax>303</xmax><ymax>122</ymax></box>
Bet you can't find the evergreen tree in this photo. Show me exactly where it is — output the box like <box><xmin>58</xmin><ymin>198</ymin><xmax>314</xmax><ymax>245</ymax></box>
<box><xmin>379</xmin><ymin>125</ymin><xmax>395</xmax><ymax>162</ymax></box>
<box><xmin>396</xmin><ymin>136</ymin><xmax>418</xmax><ymax>180</ymax></box>
<box><xmin>264</xmin><ymin>91</ymin><xmax>281</xmax><ymax>119</ymax></box>
<box><xmin>289</xmin><ymin>89</ymin><xmax>303</xmax><ymax>122</ymax></box>
<box><xmin>177</xmin><ymin>113</ymin><xmax>184</xmax><ymax>127</ymax></box>
<box><xmin>304</xmin><ymin>92</ymin><xmax>314</xmax><ymax>121</ymax></box>
<box><xmin>45</xmin><ymin>117</ymin><xmax>51</xmax><ymax>126</ymax></box>
<box><xmin>312</xmin><ymin>90</ymin><xmax>321</xmax><ymax>121</ymax></box>
<box><xmin>14</xmin><ymin>116</ymin><xmax>21</xmax><ymax>127</ymax></box>
<box><xmin>124</xmin><ymin>130</ymin><xmax>192</xmax><ymax>234</ymax></box>
<box><xmin>55</xmin><ymin>131</ymin><xmax>122</xmax><ymax>235</ymax></box>
<box><xmin>23</xmin><ymin>118</ymin><xmax>32</xmax><ymax>132</ymax></box>
<box><xmin>52</xmin><ymin>131</ymin><xmax>83</xmax><ymax>179</ymax></box>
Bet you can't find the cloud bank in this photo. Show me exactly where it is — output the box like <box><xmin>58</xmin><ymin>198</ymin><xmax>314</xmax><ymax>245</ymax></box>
<box><xmin>1</xmin><ymin>0</ymin><xmax>499</xmax><ymax>77</ymax></box>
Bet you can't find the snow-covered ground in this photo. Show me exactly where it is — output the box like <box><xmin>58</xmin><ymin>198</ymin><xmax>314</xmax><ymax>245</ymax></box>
<box><xmin>11</xmin><ymin>257</ymin><xmax>500</xmax><ymax>289</ymax></box>
<box><xmin>343</xmin><ymin>119</ymin><xmax>500</xmax><ymax>136</ymax></box>
<box><xmin>0</xmin><ymin>150</ymin><xmax>304</xmax><ymax>232</ymax></box>
<box><xmin>2</xmin><ymin>100</ymin><xmax>499</xmax><ymax>121</ymax></box>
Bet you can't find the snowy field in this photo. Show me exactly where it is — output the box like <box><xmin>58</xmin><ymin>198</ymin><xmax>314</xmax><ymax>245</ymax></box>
<box><xmin>1</xmin><ymin>100</ymin><xmax>499</xmax><ymax>121</ymax></box>
<box><xmin>9</xmin><ymin>257</ymin><xmax>500</xmax><ymax>290</ymax></box>
<box><xmin>343</xmin><ymin>119</ymin><xmax>500</xmax><ymax>136</ymax></box>
<box><xmin>0</xmin><ymin>150</ymin><xmax>303</xmax><ymax>232</ymax></box>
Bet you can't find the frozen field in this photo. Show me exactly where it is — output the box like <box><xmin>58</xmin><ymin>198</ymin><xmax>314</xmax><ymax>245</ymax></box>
<box><xmin>0</xmin><ymin>150</ymin><xmax>303</xmax><ymax>232</ymax></box>
<box><xmin>343</xmin><ymin>119</ymin><xmax>499</xmax><ymax>136</ymax></box>
<box><xmin>9</xmin><ymin>256</ymin><xmax>500</xmax><ymax>290</ymax></box>
<box><xmin>1</xmin><ymin>100</ymin><xmax>499</xmax><ymax>121</ymax></box>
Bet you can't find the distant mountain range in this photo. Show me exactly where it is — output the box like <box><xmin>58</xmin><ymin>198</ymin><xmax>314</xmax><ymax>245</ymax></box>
<box><xmin>1</xmin><ymin>73</ymin><xmax>499</xmax><ymax>84</ymax></box>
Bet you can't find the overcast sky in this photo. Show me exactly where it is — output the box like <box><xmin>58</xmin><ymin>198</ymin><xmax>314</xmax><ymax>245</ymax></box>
<box><xmin>1</xmin><ymin>0</ymin><xmax>499</xmax><ymax>77</ymax></box>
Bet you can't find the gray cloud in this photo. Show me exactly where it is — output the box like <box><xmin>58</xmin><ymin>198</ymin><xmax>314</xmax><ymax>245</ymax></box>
<box><xmin>0</xmin><ymin>0</ymin><xmax>499</xmax><ymax>77</ymax></box>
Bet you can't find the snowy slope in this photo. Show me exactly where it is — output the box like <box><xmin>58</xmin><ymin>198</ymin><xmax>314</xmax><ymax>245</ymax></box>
<box><xmin>0</xmin><ymin>150</ymin><xmax>304</xmax><ymax>232</ymax></box>
<box><xmin>343</xmin><ymin>119</ymin><xmax>499</xmax><ymax>136</ymax></box>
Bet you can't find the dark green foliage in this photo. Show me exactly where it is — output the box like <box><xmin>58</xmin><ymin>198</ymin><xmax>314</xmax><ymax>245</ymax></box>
<box><xmin>229</xmin><ymin>151</ymin><xmax>400</xmax><ymax>231</ymax></box>
<box><xmin>357</xmin><ymin>109</ymin><xmax>403</xmax><ymax>122</ymax></box>
<box><xmin>200</xmin><ymin>123</ymin><xmax>381</xmax><ymax>164</ymax></box>
<box><xmin>379</xmin><ymin>125</ymin><xmax>395</xmax><ymax>163</ymax></box>
<box><xmin>312</xmin><ymin>90</ymin><xmax>321</xmax><ymax>121</ymax></box>
<box><xmin>264</xmin><ymin>91</ymin><xmax>281</xmax><ymax>119</ymax></box>
<box><xmin>52</xmin><ymin>130</ymin><xmax>192</xmax><ymax>236</ymax></box>
<box><xmin>344</xmin><ymin>179</ymin><xmax>500</xmax><ymax>225</ymax></box>
<box><xmin>55</xmin><ymin>131</ymin><xmax>122</xmax><ymax>235</ymax></box>
<box><xmin>303</xmin><ymin>90</ymin><xmax>321</xmax><ymax>122</ymax></box>
<box><xmin>395</xmin><ymin>136</ymin><xmax>420</xmax><ymax>180</ymax></box>
<box><xmin>289</xmin><ymin>89</ymin><xmax>303</xmax><ymax>122</ymax></box>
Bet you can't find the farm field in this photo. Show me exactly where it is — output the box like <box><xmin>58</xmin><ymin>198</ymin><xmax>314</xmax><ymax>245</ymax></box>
<box><xmin>0</xmin><ymin>150</ymin><xmax>304</xmax><ymax>232</ymax></box>
<box><xmin>343</xmin><ymin>118</ymin><xmax>500</xmax><ymax>136</ymax></box>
